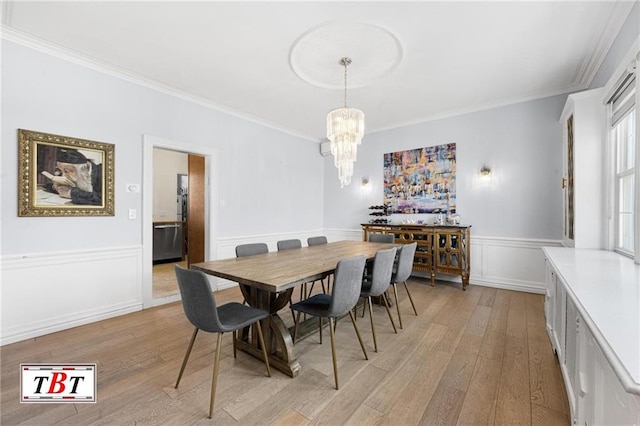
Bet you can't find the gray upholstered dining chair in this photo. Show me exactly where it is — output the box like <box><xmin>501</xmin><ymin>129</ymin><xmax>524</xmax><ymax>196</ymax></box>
<box><xmin>290</xmin><ymin>255</ymin><xmax>368</xmax><ymax>390</ymax></box>
<box><xmin>173</xmin><ymin>265</ymin><xmax>271</xmax><ymax>419</ymax></box>
<box><xmin>368</xmin><ymin>233</ymin><xmax>395</xmax><ymax>243</ymax></box>
<box><xmin>307</xmin><ymin>235</ymin><xmax>328</xmax><ymax>246</ymax></box>
<box><xmin>359</xmin><ymin>247</ymin><xmax>398</xmax><ymax>352</ymax></box>
<box><xmin>306</xmin><ymin>236</ymin><xmax>330</xmax><ymax>293</ymax></box>
<box><xmin>235</xmin><ymin>243</ymin><xmax>268</xmax><ymax>257</ymax></box>
<box><xmin>390</xmin><ymin>242</ymin><xmax>418</xmax><ymax>329</ymax></box>
<box><xmin>276</xmin><ymin>239</ymin><xmax>301</xmax><ymax>251</ymax></box>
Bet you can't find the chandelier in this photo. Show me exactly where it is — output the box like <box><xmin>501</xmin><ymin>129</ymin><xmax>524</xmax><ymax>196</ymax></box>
<box><xmin>327</xmin><ymin>57</ymin><xmax>364</xmax><ymax>188</ymax></box>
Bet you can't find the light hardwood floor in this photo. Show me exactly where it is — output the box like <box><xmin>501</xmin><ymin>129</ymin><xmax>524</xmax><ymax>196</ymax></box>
<box><xmin>1</xmin><ymin>279</ymin><xmax>570</xmax><ymax>425</ymax></box>
<box><xmin>153</xmin><ymin>258</ymin><xmax>187</xmax><ymax>299</ymax></box>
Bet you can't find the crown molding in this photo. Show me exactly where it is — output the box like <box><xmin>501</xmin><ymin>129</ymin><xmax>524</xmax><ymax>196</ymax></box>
<box><xmin>0</xmin><ymin>25</ymin><xmax>318</xmax><ymax>143</ymax></box>
<box><xmin>367</xmin><ymin>82</ymin><xmax>587</xmax><ymax>135</ymax></box>
<box><xmin>572</xmin><ymin>1</ymin><xmax>636</xmax><ymax>87</ymax></box>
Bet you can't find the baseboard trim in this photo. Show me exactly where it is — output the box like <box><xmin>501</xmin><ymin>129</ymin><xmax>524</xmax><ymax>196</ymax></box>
<box><xmin>410</xmin><ymin>271</ymin><xmax>546</xmax><ymax>294</ymax></box>
<box><xmin>1</xmin><ymin>302</ymin><xmax>142</xmax><ymax>346</ymax></box>
<box><xmin>468</xmin><ymin>277</ymin><xmax>545</xmax><ymax>294</ymax></box>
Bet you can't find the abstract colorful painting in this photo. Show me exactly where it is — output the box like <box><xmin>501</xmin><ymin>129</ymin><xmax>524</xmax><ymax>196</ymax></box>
<box><xmin>383</xmin><ymin>143</ymin><xmax>456</xmax><ymax>214</ymax></box>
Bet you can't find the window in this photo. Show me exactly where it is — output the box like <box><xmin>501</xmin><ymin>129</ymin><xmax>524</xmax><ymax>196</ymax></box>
<box><xmin>609</xmin><ymin>73</ymin><xmax>636</xmax><ymax>257</ymax></box>
<box><xmin>613</xmin><ymin>111</ymin><xmax>635</xmax><ymax>255</ymax></box>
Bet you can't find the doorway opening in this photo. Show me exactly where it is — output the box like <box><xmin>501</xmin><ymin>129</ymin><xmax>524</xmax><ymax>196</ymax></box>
<box><xmin>151</xmin><ymin>149</ymin><xmax>190</xmax><ymax>299</ymax></box>
<box><xmin>142</xmin><ymin>135</ymin><xmax>217</xmax><ymax>308</ymax></box>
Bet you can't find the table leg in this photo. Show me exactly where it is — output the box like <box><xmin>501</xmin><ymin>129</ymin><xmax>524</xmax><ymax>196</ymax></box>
<box><xmin>234</xmin><ymin>286</ymin><xmax>301</xmax><ymax>377</ymax></box>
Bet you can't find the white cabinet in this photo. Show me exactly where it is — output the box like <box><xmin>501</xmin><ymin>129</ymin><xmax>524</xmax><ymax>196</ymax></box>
<box><xmin>545</xmin><ymin>260</ymin><xmax>566</xmax><ymax>359</ymax></box>
<box><xmin>593</xmin><ymin>335</ymin><xmax>640</xmax><ymax>424</ymax></box>
<box><xmin>544</xmin><ymin>260</ymin><xmax>554</xmax><ymax>341</ymax></box>
<box><xmin>543</xmin><ymin>247</ymin><xmax>640</xmax><ymax>425</ymax></box>
<box><xmin>564</xmin><ymin>297</ymin><xmax>579</xmax><ymax>415</ymax></box>
<box><xmin>576</xmin><ymin>321</ymin><xmax>640</xmax><ymax>426</ymax></box>
<box><xmin>576</xmin><ymin>314</ymin><xmax>597</xmax><ymax>426</ymax></box>
<box><xmin>559</xmin><ymin>88</ymin><xmax>605</xmax><ymax>248</ymax></box>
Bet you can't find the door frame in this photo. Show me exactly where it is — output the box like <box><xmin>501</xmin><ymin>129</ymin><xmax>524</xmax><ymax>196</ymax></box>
<box><xmin>142</xmin><ymin>134</ymin><xmax>218</xmax><ymax>308</ymax></box>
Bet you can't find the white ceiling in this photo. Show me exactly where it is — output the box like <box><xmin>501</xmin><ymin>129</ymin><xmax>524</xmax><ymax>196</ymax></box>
<box><xmin>1</xmin><ymin>1</ymin><xmax>635</xmax><ymax>141</ymax></box>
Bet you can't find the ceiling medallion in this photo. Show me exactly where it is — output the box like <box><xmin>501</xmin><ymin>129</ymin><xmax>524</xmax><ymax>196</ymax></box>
<box><xmin>289</xmin><ymin>21</ymin><xmax>403</xmax><ymax>89</ymax></box>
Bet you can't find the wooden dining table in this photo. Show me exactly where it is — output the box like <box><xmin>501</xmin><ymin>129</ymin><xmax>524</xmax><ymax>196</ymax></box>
<box><xmin>191</xmin><ymin>240</ymin><xmax>394</xmax><ymax>377</ymax></box>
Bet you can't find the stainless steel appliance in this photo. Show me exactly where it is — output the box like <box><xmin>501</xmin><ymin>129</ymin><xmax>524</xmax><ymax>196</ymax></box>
<box><xmin>153</xmin><ymin>222</ymin><xmax>183</xmax><ymax>263</ymax></box>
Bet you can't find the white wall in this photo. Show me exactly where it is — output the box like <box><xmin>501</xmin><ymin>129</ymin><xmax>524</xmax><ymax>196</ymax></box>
<box><xmin>323</xmin><ymin>94</ymin><xmax>566</xmax><ymax>238</ymax></box>
<box><xmin>153</xmin><ymin>148</ymin><xmax>187</xmax><ymax>221</ymax></box>
<box><xmin>0</xmin><ymin>39</ymin><xmax>323</xmax><ymax>344</ymax></box>
<box><xmin>1</xmin><ymin>40</ymin><xmax>323</xmax><ymax>254</ymax></box>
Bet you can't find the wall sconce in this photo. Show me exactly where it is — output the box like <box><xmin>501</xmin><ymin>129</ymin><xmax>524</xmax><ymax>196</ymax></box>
<box><xmin>480</xmin><ymin>163</ymin><xmax>491</xmax><ymax>177</ymax></box>
<box><xmin>361</xmin><ymin>177</ymin><xmax>369</xmax><ymax>187</ymax></box>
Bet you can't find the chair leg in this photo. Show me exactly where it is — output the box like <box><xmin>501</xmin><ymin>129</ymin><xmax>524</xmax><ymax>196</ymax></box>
<box><xmin>232</xmin><ymin>330</ymin><xmax>237</xmax><ymax>359</ymax></box>
<box><xmin>367</xmin><ymin>297</ymin><xmax>378</xmax><ymax>352</ymax></box>
<box><xmin>392</xmin><ymin>283</ymin><xmax>403</xmax><ymax>329</ymax></box>
<box><xmin>361</xmin><ymin>297</ymin><xmax>367</xmax><ymax>318</ymax></box>
<box><xmin>208</xmin><ymin>332</ymin><xmax>223</xmax><ymax>419</ymax></box>
<box><xmin>322</xmin><ymin>275</ymin><xmax>331</xmax><ymax>294</ymax></box>
<box><xmin>381</xmin><ymin>292</ymin><xmax>398</xmax><ymax>334</ymax></box>
<box><xmin>254</xmin><ymin>320</ymin><xmax>271</xmax><ymax>377</ymax></box>
<box><xmin>290</xmin><ymin>289</ymin><xmax>300</xmax><ymax>324</ymax></box>
<box><xmin>329</xmin><ymin>317</ymin><xmax>339</xmax><ymax>390</ymax></box>
<box><xmin>348</xmin><ymin>310</ymin><xmax>368</xmax><ymax>361</ymax></box>
<box><xmin>403</xmin><ymin>281</ymin><xmax>418</xmax><ymax>316</ymax></box>
<box><xmin>175</xmin><ymin>327</ymin><xmax>199</xmax><ymax>388</ymax></box>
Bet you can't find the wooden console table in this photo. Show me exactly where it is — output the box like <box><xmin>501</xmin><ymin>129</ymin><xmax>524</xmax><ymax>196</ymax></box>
<box><xmin>362</xmin><ymin>223</ymin><xmax>471</xmax><ymax>290</ymax></box>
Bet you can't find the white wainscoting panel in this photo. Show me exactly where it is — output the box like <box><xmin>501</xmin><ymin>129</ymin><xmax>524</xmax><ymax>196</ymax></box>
<box><xmin>469</xmin><ymin>236</ymin><xmax>563</xmax><ymax>293</ymax></box>
<box><xmin>325</xmin><ymin>228</ymin><xmax>362</xmax><ymax>242</ymax></box>
<box><xmin>1</xmin><ymin>246</ymin><xmax>143</xmax><ymax>345</ymax></box>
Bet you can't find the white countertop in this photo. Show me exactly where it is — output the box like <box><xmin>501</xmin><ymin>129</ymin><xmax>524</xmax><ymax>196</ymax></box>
<box><xmin>543</xmin><ymin>247</ymin><xmax>640</xmax><ymax>394</ymax></box>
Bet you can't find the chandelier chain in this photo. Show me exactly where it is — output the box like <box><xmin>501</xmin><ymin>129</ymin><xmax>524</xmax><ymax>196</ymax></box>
<box><xmin>339</xmin><ymin>57</ymin><xmax>352</xmax><ymax>107</ymax></box>
<box><xmin>343</xmin><ymin>60</ymin><xmax>348</xmax><ymax>107</ymax></box>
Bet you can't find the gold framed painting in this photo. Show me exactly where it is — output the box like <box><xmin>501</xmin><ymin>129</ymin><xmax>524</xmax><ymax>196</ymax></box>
<box><xmin>18</xmin><ymin>129</ymin><xmax>115</xmax><ymax>217</ymax></box>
